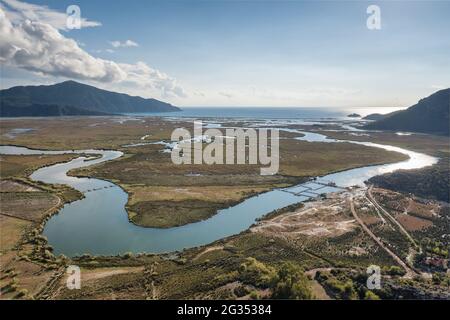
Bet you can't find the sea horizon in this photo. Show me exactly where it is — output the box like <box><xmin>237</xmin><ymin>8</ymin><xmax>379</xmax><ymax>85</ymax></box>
<box><xmin>128</xmin><ymin>106</ymin><xmax>405</xmax><ymax>119</ymax></box>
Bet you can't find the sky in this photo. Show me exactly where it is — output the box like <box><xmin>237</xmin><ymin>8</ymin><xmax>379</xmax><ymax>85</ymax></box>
<box><xmin>1</xmin><ymin>0</ymin><xmax>449</xmax><ymax>108</ymax></box>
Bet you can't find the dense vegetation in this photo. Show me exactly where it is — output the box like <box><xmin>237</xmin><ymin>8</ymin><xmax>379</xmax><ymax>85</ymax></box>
<box><xmin>0</xmin><ymin>103</ymin><xmax>111</xmax><ymax>117</ymax></box>
<box><xmin>315</xmin><ymin>268</ymin><xmax>449</xmax><ymax>300</ymax></box>
<box><xmin>238</xmin><ymin>258</ymin><xmax>314</xmax><ymax>299</ymax></box>
<box><xmin>369</xmin><ymin>158</ymin><xmax>450</xmax><ymax>202</ymax></box>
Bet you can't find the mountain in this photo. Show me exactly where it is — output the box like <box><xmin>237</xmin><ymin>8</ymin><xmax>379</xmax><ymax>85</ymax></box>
<box><xmin>363</xmin><ymin>113</ymin><xmax>386</xmax><ymax>121</ymax></box>
<box><xmin>364</xmin><ymin>89</ymin><xmax>450</xmax><ymax>135</ymax></box>
<box><xmin>0</xmin><ymin>80</ymin><xmax>180</xmax><ymax>117</ymax></box>
<box><xmin>0</xmin><ymin>103</ymin><xmax>112</xmax><ymax>117</ymax></box>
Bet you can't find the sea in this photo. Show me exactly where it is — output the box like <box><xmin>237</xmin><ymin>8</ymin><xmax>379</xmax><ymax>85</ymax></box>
<box><xmin>127</xmin><ymin>106</ymin><xmax>404</xmax><ymax>120</ymax></box>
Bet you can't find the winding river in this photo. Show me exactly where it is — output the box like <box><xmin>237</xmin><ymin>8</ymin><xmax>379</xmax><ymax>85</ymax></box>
<box><xmin>0</xmin><ymin>128</ymin><xmax>437</xmax><ymax>257</ymax></box>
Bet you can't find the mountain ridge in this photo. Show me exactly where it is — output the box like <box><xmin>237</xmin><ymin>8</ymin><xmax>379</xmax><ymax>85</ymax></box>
<box><xmin>364</xmin><ymin>89</ymin><xmax>449</xmax><ymax>135</ymax></box>
<box><xmin>0</xmin><ymin>80</ymin><xmax>180</xmax><ymax>117</ymax></box>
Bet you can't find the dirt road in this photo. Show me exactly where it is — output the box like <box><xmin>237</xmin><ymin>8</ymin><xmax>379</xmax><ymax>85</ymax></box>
<box><xmin>349</xmin><ymin>198</ymin><xmax>416</xmax><ymax>278</ymax></box>
<box><xmin>367</xmin><ymin>186</ymin><xmax>418</xmax><ymax>248</ymax></box>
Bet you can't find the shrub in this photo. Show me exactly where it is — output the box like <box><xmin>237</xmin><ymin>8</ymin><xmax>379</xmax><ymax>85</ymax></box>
<box><xmin>223</xmin><ymin>244</ymin><xmax>238</xmax><ymax>253</ymax></box>
<box><xmin>44</xmin><ymin>249</ymin><xmax>54</xmax><ymax>260</ymax></box>
<box><xmin>238</xmin><ymin>257</ymin><xmax>275</xmax><ymax>288</ymax></box>
<box><xmin>175</xmin><ymin>258</ymin><xmax>187</xmax><ymax>265</ymax></box>
<box><xmin>123</xmin><ymin>252</ymin><xmax>133</xmax><ymax>259</ymax></box>
<box><xmin>249</xmin><ymin>291</ymin><xmax>259</xmax><ymax>300</ymax></box>
<box><xmin>431</xmin><ymin>272</ymin><xmax>447</xmax><ymax>285</ymax></box>
<box><xmin>325</xmin><ymin>278</ymin><xmax>358</xmax><ymax>300</ymax></box>
<box><xmin>212</xmin><ymin>271</ymin><xmax>238</xmax><ymax>287</ymax></box>
<box><xmin>384</xmin><ymin>265</ymin><xmax>406</xmax><ymax>276</ymax></box>
<box><xmin>1</xmin><ymin>280</ymin><xmax>18</xmax><ymax>294</ymax></box>
<box><xmin>233</xmin><ymin>285</ymin><xmax>250</xmax><ymax>298</ymax></box>
<box><xmin>364</xmin><ymin>290</ymin><xmax>380</xmax><ymax>300</ymax></box>
<box><xmin>341</xmin><ymin>281</ymin><xmax>358</xmax><ymax>300</ymax></box>
<box><xmin>16</xmin><ymin>289</ymin><xmax>29</xmax><ymax>298</ymax></box>
<box><xmin>271</xmin><ymin>262</ymin><xmax>314</xmax><ymax>300</ymax></box>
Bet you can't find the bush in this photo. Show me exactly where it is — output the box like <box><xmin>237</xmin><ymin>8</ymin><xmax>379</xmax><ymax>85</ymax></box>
<box><xmin>432</xmin><ymin>273</ymin><xmax>445</xmax><ymax>285</ymax></box>
<box><xmin>249</xmin><ymin>291</ymin><xmax>259</xmax><ymax>300</ymax></box>
<box><xmin>238</xmin><ymin>257</ymin><xmax>276</xmax><ymax>288</ymax></box>
<box><xmin>325</xmin><ymin>279</ymin><xmax>358</xmax><ymax>300</ymax></box>
<box><xmin>19</xmin><ymin>255</ymin><xmax>31</xmax><ymax>262</ymax></box>
<box><xmin>233</xmin><ymin>285</ymin><xmax>250</xmax><ymax>298</ymax></box>
<box><xmin>1</xmin><ymin>280</ymin><xmax>18</xmax><ymax>294</ymax></box>
<box><xmin>35</xmin><ymin>235</ymin><xmax>48</xmax><ymax>243</ymax></box>
<box><xmin>223</xmin><ymin>244</ymin><xmax>238</xmax><ymax>254</ymax></box>
<box><xmin>270</xmin><ymin>262</ymin><xmax>314</xmax><ymax>300</ymax></box>
<box><xmin>342</xmin><ymin>281</ymin><xmax>358</xmax><ymax>300</ymax></box>
<box><xmin>44</xmin><ymin>249</ymin><xmax>54</xmax><ymax>260</ymax></box>
<box><xmin>238</xmin><ymin>259</ymin><xmax>314</xmax><ymax>300</ymax></box>
<box><xmin>175</xmin><ymin>258</ymin><xmax>187</xmax><ymax>265</ymax></box>
<box><xmin>212</xmin><ymin>271</ymin><xmax>238</xmax><ymax>287</ymax></box>
<box><xmin>383</xmin><ymin>265</ymin><xmax>406</xmax><ymax>276</ymax></box>
<box><xmin>364</xmin><ymin>290</ymin><xmax>380</xmax><ymax>300</ymax></box>
<box><xmin>16</xmin><ymin>288</ymin><xmax>29</xmax><ymax>298</ymax></box>
<box><xmin>122</xmin><ymin>252</ymin><xmax>133</xmax><ymax>259</ymax></box>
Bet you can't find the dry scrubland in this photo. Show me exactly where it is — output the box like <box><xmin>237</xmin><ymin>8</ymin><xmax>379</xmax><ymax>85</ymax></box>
<box><xmin>0</xmin><ymin>117</ymin><xmax>184</xmax><ymax>150</ymax></box>
<box><xmin>1</xmin><ymin>154</ymin><xmax>76</xmax><ymax>179</ymax></box>
<box><xmin>18</xmin><ymin>116</ymin><xmax>405</xmax><ymax>228</ymax></box>
<box><xmin>1</xmin><ymin>117</ymin><xmax>405</xmax><ymax>228</ymax></box>
<box><xmin>0</xmin><ymin>156</ymin><xmax>83</xmax><ymax>299</ymax></box>
<box><xmin>0</xmin><ymin>117</ymin><xmax>448</xmax><ymax>300</ymax></box>
<box><xmin>48</xmin><ymin>188</ymin><xmax>449</xmax><ymax>300</ymax></box>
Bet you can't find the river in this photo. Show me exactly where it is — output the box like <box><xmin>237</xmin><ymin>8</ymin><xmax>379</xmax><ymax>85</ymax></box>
<box><xmin>0</xmin><ymin>127</ymin><xmax>437</xmax><ymax>257</ymax></box>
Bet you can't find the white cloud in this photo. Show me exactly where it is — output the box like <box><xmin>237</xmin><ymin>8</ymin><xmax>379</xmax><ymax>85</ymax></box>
<box><xmin>0</xmin><ymin>4</ymin><xmax>186</xmax><ymax>98</ymax></box>
<box><xmin>193</xmin><ymin>91</ymin><xmax>205</xmax><ymax>97</ymax></box>
<box><xmin>1</xmin><ymin>0</ymin><xmax>101</xmax><ymax>30</ymax></box>
<box><xmin>110</xmin><ymin>40</ymin><xmax>139</xmax><ymax>48</ymax></box>
<box><xmin>219</xmin><ymin>91</ymin><xmax>233</xmax><ymax>98</ymax></box>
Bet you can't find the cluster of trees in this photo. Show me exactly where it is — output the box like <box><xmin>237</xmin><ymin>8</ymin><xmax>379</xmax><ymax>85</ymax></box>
<box><xmin>369</xmin><ymin>158</ymin><xmax>450</xmax><ymax>202</ymax></box>
<box><xmin>431</xmin><ymin>273</ymin><xmax>450</xmax><ymax>286</ymax></box>
<box><xmin>382</xmin><ymin>265</ymin><xmax>406</xmax><ymax>276</ymax></box>
<box><xmin>315</xmin><ymin>270</ymin><xmax>381</xmax><ymax>300</ymax></box>
<box><xmin>421</xmin><ymin>238</ymin><xmax>449</xmax><ymax>258</ymax></box>
<box><xmin>238</xmin><ymin>257</ymin><xmax>314</xmax><ymax>299</ymax></box>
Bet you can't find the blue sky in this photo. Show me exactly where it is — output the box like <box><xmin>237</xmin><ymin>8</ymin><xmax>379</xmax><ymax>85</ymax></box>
<box><xmin>1</xmin><ymin>0</ymin><xmax>449</xmax><ymax>107</ymax></box>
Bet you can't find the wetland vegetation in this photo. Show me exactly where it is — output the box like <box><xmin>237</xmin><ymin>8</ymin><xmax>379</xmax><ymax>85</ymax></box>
<box><xmin>0</xmin><ymin>116</ymin><xmax>448</xmax><ymax>300</ymax></box>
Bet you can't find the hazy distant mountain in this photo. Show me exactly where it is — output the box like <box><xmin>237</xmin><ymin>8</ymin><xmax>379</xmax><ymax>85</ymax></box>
<box><xmin>363</xmin><ymin>113</ymin><xmax>386</xmax><ymax>121</ymax></box>
<box><xmin>364</xmin><ymin>89</ymin><xmax>450</xmax><ymax>135</ymax></box>
<box><xmin>0</xmin><ymin>80</ymin><xmax>180</xmax><ymax>117</ymax></box>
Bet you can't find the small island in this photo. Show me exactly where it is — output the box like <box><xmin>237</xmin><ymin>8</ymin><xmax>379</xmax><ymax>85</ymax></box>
<box><xmin>347</xmin><ymin>113</ymin><xmax>361</xmax><ymax>118</ymax></box>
